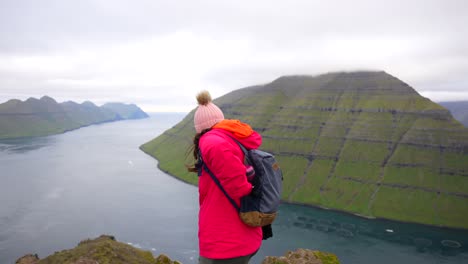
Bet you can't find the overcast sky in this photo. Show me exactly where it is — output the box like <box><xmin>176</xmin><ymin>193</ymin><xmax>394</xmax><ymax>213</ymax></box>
<box><xmin>0</xmin><ymin>0</ymin><xmax>467</xmax><ymax>112</ymax></box>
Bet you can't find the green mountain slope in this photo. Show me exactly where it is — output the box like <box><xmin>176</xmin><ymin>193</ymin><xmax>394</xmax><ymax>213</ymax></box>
<box><xmin>0</xmin><ymin>96</ymin><xmax>148</xmax><ymax>139</ymax></box>
<box><xmin>141</xmin><ymin>71</ymin><xmax>468</xmax><ymax>229</ymax></box>
<box><xmin>440</xmin><ymin>101</ymin><xmax>468</xmax><ymax>127</ymax></box>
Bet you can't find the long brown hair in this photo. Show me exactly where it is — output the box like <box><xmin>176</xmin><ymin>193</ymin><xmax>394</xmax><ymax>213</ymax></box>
<box><xmin>187</xmin><ymin>128</ymin><xmax>212</xmax><ymax>173</ymax></box>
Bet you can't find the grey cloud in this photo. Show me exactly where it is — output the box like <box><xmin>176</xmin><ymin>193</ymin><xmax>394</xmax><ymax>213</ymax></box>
<box><xmin>3</xmin><ymin>0</ymin><xmax>466</xmax><ymax>53</ymax></box>
<box><xmin>1</xmin><ymin>0</ymin><xmax>467</xmax><ymax>109</ymax></box>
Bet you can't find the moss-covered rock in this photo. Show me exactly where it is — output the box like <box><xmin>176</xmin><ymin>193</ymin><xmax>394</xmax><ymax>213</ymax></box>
<box><xmin>16</xmin><ymin>254</ymin><xmax>40</xmax><ymax>264</ymax></box>
<box><xmin>262</xmin><ymin>248</ymin><xmax>340</xmax><ymax>264</ymax></box>
<box><xmin>16</xmin><ymin>235</ymin><xmax>338</xmax><ymax>264</ymax></box>
<box><xmin>16</xmin><ymin>235</ymin><xmax>180</xmax><ymax>264</ymax></box>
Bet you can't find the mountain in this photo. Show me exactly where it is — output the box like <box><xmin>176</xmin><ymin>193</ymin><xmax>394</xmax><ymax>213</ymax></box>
<box><xmin>439</xmin><ymin>101</ymin><xmax>468</xmax><ymax>127</ymax></box>
<box><xmin>101</xmin><ymin>102</ymin><xmax>149</xmax><ymax>119</ymax></box>
<box><xmin>15</xmin><ymin>235</ymin><xmax>339</xmax><ymax>264</ymax></box>
<box><xmin>140</xmin><ymin>71</ymin><xmax>468</xmax><ymax>229</ymax></box>
<box><xmin>0</xmin><ymin>96</ymin><xmax>149</xmax><ymax>139</ymax></box>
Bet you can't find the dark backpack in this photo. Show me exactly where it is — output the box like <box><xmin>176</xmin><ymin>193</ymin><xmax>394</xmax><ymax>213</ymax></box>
<box><xmin>199</xmin><ymin>136</ymin><xmax>283</xmax><ymax>229</ymax></box>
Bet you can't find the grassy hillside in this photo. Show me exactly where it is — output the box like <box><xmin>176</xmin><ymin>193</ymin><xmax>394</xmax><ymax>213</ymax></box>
<box><xmin>141</xmin><ymin>71</ymin><xmax>468</xmax><ymax>229</ymax></box>
<box><xmin>440</xmin><ymin>101</ymin><xmax>468</xmax><ymax>127</ymax></box>
<box><xmin>0</xmin><ymin>96</ymin><xmax>148</xmax><ymax>139</ymax></box>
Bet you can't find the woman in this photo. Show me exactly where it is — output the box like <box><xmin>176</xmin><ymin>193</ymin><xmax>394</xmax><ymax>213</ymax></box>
<box><xmin>189</xmin><ymin>91</ymin><xmax>263</xmax><ymax>264</ymax></box>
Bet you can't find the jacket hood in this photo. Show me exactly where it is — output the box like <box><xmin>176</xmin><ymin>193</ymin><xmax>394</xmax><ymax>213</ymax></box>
<box><xmin>212</xmin><ymin>119</ymin><xmax>252</xmax><ymax>138</ymax></box>
<box><xmin>212</xmin><ymin>119</ymin><xmax>262</xmax><ymax>149</ymax></box>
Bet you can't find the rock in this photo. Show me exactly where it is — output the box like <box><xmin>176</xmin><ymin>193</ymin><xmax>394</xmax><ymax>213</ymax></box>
<box><xmin>72</xmin><ymin>257</ymin><xmax>99</xmax><ymax>264</ymax></box>
<box><xmin>155</xmin><ymin>254</ymin><xmax>181</xmax><ymax>264</ymax></box>
<box><xmin>15</xmin><ymin>254</ymin><xmax>39</xmax><ymax>264</ymax></box>
<box><xmin>15</xmin><ymin>235</ymin><xmax>336</xmax><ymax>264</ymax></box>
<box><xmin>15</xmin><ymin>235</ymin><xmax>180</xmax><ymax>264</ymax></box>
<box><xmin>262</xmin><ymin>248</ymin><xmax>340</xmax><ymax>264</ymax></box>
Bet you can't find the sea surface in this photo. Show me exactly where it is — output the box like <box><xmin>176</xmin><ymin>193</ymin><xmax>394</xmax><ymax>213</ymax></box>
<box><xmin>0</xmin><ymin>113</ymin><xmax>467</xmax><ymax>264</ymax></box>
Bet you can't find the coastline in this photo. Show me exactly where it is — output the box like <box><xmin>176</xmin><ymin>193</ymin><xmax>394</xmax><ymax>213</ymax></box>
<box><xmin>282</xmin><ymin>200</ymin><xmax>468</xmax><ymax>232</ymax></box>
<box><xmin>139</xmin><ymin>146</ymin><xmax>199</xmax><ymax>187</ymax></box>
<box><xmin>0</xmin><ymin>116</ymin><xmax>148</xmax><ymax>141</ymax></box>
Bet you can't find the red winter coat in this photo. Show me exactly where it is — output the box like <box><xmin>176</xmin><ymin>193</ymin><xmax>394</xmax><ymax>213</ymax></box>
<box><xmin>198</xmin><ymin>126</ymin><xmax>263</xmax><ymax>259</ymax></box>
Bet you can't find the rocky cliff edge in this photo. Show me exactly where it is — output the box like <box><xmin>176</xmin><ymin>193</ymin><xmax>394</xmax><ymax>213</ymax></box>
<box><xmin>16</xmin><ymin>235</ymin><xmax>340</xmax><ymax>264</ymax></box>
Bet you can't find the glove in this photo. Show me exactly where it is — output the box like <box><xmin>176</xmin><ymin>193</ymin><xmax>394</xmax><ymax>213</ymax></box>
<box><xmin>250</xmin><ymin>172</ymin><xmax>262</xmax><ymax>196</ymax></box>
<box><xmin>262</xmin><ymin>224</ymin><xmax>273</xmax><ymax>240</ymax></box>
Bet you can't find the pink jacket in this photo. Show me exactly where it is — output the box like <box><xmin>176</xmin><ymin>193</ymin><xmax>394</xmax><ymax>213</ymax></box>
<box><xmin>198</xmin><ymin>128</ymin><xmax>263</xmax><ymax>259</ymax></box>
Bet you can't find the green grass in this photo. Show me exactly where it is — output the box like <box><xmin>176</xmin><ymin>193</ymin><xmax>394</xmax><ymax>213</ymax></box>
<box><xmin>388</xmin><ymin>145</ymin><xmax>441</xmax><ymax>168</ymax></box>
<box><xmin>382</xmin><ymin>166</ymin><xmax>440</xmax><ymax>189</ymax></box>
<box><xmin>275</xmin><ymin>155</ymin><xmax>309</xmax><ymax>200</ymax></box>
<box><xmin>435</xmin><ymin>194</ymin><xmax>468</xmax><ymax>228</ymax></box>
<box><xmin>263</xmin><ymin>138</ymin><xmax>314</xmax><ymax>154</ymax></box>
<box><xmin>439</xmin><ymin>174</ymin><xmax>468</xmax><ymax>193</ymax></box>
<box><xmin>334</xmin><ymin>161</ymin><xmax>381</xmax><ymax>181</ymax></box>
<box><xmin>371</xmin><ymin>187</ymin><xmax>439</xmax><ymax>226</ymax></box>
<box><xmin>340</xmin><ymin>140</ymin><xmax>389</xmax><ymax>162</ymax></box>
<box><xmin>327</xmin><ymin>180</ymin><xmax>373</xmax><ymax>212</ymax></box>
<box><xmin>290</xmin><ymin>158</ymin><xmax>335</xmax><ymax>203</ymax></box>
<box><xmin>441</xmin><ymin>151</ymin><xmax>468</xmax><ymax>171</ymax></box>
<box><xmin>313</xmin><ymin>137</ymin><xmax>343</xmax><ymax>157</ymax></box>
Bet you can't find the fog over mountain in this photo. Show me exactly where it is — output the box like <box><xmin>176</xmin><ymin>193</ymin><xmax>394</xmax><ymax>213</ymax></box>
<box><xmin>1</xmin><ymin>0</ymin><xmax>467</xmax><ymax>112</ymax></box>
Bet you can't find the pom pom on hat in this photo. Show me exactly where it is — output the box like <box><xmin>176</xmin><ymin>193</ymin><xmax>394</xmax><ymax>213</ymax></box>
<box><xmin>196</xmin><ymin>91</ymin><xmax>212</xmax><ymax>106</ymax></box>
<box><xmin>194</xmin><ymin>91</ymin><xmax>224</xmax><ymax>133</ymax></box>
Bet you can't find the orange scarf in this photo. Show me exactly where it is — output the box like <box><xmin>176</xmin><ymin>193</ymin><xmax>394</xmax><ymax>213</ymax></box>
<box><xmin>213</xmin><ymin>119</ymin><xmax>253</xmax><ymax>138</ymax></box>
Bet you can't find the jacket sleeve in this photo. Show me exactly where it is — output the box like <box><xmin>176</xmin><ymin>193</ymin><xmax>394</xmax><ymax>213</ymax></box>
<box><xmin>203</xmin><ymin>139</ymin><xmax>253</xmax><ymax>199</ymax></box>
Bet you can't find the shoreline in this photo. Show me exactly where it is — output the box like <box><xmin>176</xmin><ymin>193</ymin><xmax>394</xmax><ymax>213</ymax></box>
<box><xmin>140</xmin><ymin>148</ymin><xmax>468</xmax><ymax>232</ymax></box>
<box><xmin>139</xmin><ymin>146</ymin><xmax>199</xmax><ymax>187</ymax></box>
<box><xmin>282</xmin><ymin>200</ymin><xmax>468</xmax><ymax>232</ymax></box>
<box><xmin>0</xmin><ymin>116</ymin><xmax>149</xmax><ymax>141</ymax></box>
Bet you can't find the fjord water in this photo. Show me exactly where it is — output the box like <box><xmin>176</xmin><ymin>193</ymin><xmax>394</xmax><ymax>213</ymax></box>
<box><xmin>0</xmin><ymin>114</ymin><xmax>466</xmax><ymax>264</ymax></box>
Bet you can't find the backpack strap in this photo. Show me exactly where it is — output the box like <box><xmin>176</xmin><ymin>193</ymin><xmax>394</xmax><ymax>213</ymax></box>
<box><xmin>225</xmin><ymin>134</ymin><xmax>252</xmax><ymax>165</ymax></box>
<box><xmin>199</xmin><ymin>150</ymin><xmax>241</xmax><ymax>212</ymax></box>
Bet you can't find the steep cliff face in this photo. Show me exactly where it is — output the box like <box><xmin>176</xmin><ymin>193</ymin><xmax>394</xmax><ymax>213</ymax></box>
<box><xmin>0</xmin><ymin>96</ymin><xmax>148</xmax><ymax>139</ymax></box>
<box><xmin>140</xmin><ymin>71</ymin><xmax>468</xmax><ymax>229</ymax></box>
<box><xmin>101</xmin><ymin>102</ymin><xmax>149</xmax><ymax>119</ymax></box>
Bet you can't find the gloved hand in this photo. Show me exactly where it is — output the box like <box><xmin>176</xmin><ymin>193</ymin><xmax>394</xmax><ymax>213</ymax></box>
<box><xmin>250</xmin><ymin>171</ymin><xmax>262</xmax><ymax>196</ymax></box>
<box><xmin>262</xmin><ymin>224</ymin><xmax>273</xmax><ymax>240</ymax></box>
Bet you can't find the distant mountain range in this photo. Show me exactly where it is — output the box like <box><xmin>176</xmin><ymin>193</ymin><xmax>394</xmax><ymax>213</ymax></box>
<box><xmin>439</xmin><ymin>101</ymin><xmax>468</xmax><ymax>127</ymax></box>
<box><xmin>101</xmin><ymin>102</ymin><xmax>150</xmax><ymax>119</ymax></box>
<box><xmin>141</xmin><ymin>71</ymin><xmax>468</xmax><ymax>229</ymax></box>
<box><xmin>0</xmin><ymin>96</ymin><xmax>148</xmax><ymax>139</ymax></box>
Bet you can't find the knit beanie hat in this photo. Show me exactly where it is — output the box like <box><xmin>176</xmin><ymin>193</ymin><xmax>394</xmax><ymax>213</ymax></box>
<box><xmin>194</xmin><ymin>91</ymin><xmax>224</xmax><ymax>133</ymax></box>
